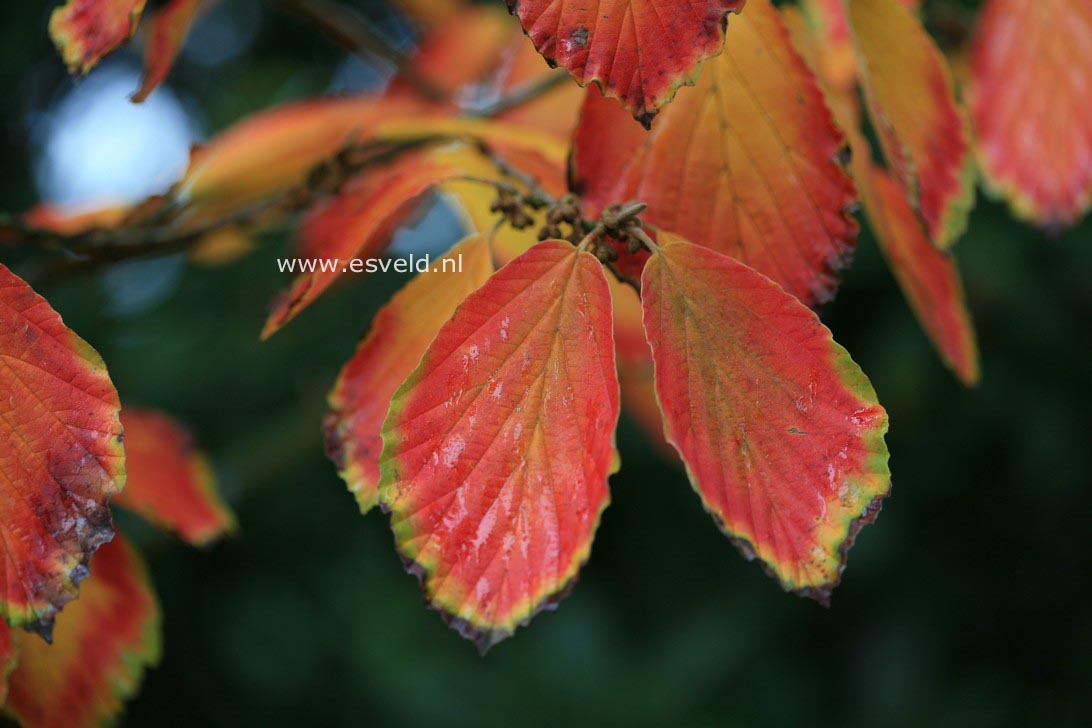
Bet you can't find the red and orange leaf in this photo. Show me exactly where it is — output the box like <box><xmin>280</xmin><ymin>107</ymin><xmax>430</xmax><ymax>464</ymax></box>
<box><xmin>571</xmin><ymin>0</ymin><xmax>857</xmax><ymax>306</ymax></box>
<box><xmin>49</xmin><ymin>0</ymin><xmax>147</xmax><ymax>75</ymax></box>
<box><xmin>641</xmin><ymin>233</ymin><xmax>890</xmax><ymax>600</ymax></box>
<box><xmin>112</xmin><ymin>408</ymin><xmax>235</xmax><ymax>546</ymax></box>
<box><xmin>0</xmin><ymin>265</ymin><xmax>124</xmax><ymax>637</ymax></box>
<box><xmin>178</xmin><ymin>100</ymin><xmax>565</xmax><ymax>221</ymax></box>
<box><xmin>506</xmin><ymin>0</ymin><xmax>746</xmax><ymax>126</ymax></box>
<box><xmin>131</xmin><ymin>0</ymin><xmax>205</xmax><ymax>103</ymax></box>
<box><xmin>861</xmin><ymin>167</ymin><xmax>980</xmax><ymax>385</ymax></box>
<box><xmin>378</xmin><ymin>241</ymin><xmax>620</xmax><ymax>651</ymax></box>
<box><xmin>844</xmin><ymin>0</ymin><xmax>974</xmax><ymax>249</ymax></box>
<box><xmin>968</xmin><ymin>0</ymin><xmax>1092</xmax><ymax>230</ymax></box>
<box><xmin>0</xmin><ymin>621</ymin><xmax>15</xmax><ymax>705</ymax></box>
<box><xmin>178</xmin><ymin>96</ymin><xmax>429</xmax><ymax>217</ymax></box>
<box><xmin>325</xmin><ymin>236</ymin><xmax>494</xmax><ymax>514</ymax></box>
<box><xmin>261</xmin><ymin>155</ymin><xmax>463</xmax><ymax>339</ymax></box>
<box><xmin>387</xmin><ymin>5</ymin><xmax>514</xmax><ymax>102</ymax></box>
<box><xmin>3</xmin><ymin>536</ymin><xmax>160</xmax><ymax>728</ymax></box>
<box><xmin>787</xmin><ymin>6</ymin><xmax>982</xmax><ymax>388</ymax></box>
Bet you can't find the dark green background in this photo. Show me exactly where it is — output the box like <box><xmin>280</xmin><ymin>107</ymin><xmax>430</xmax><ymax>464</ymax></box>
<box><xmin>2</xmin><ymin>1</ymin><xmax>1089</xmax><ymax>725</ymax></box>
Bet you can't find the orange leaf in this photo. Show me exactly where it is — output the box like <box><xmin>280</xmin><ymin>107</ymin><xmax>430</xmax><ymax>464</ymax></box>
<box><xmin>378</xmin><ymin>241</ymin><xmax>619</xmax><ymax>651</ymax></box>
<box><xmin>3</xmin><ymin>536</ymin><xmax>160</xmax><ymax>728</ymax></box>
<box><xmin>131</xmin><ymin>0</ymin><xmax>205</xmax><ymax>103</ymax></box>
<box><xmin>507</xmin><ymin>0</ymin><xmax>746</xmax><ymax>126</ymax></box>
<box><xmin>844</xmin><ymin>0</ymin><xmax>974</xmax><ymax>249</ymax></box>
<box><xmin>641</xmin><ymin>233</ymin><xmax>890</xmax><ymax>600</ymax></box>
<box><xmin>861</xmin><ymin>167</ymin><xmax>981</xmax><ymax>385</ymax></box>
<box><xmin>0</xmin><ymin>265</ymin><xmax>124</xmax><ymax>637</ymax></box>
<box><xmin>178</xmin><ymin>96</ymin><xmax>429</xmax><ymax>217</ymax></box>
<box><xmin>113</xmin><ymin>408</ymin><xmax>236</xmax><ymax>546</ymax></box>
<box><xmin>325</xmin><ymin>237</ymin><xmax>494</xmax><ymax>514</ymax></box>
<box><xmin>49</xmin><ymin>0</ymin><xmax>147</xmax><ymax>75</ymax></box>
<box><xmin>968</xmin><ymin>0</ymin><xmax>1092</xmax><ymax>230</ymax></box>
<box><xmin>572</xmin><ymin>0</ymin><xmax>858</xmax><ymax>307</ymax></box>
<box><xmin>787</xmin><ymin>6</ymin><xmax>982</xmax><ymax>387</ymax></box>
<box><xmin>799</xmin><ymin>0</ymin><xmax>920</xmax><ymax>91</ymax></box>
<box><xmin>387</xmin><ymin>5</ymin><xmax>514</xmax><ymax>101</ymax></box>
<box><xmin>261</xmin><ymin>155</ymin><xmax>464</xmax><ymax>338</ymax></box>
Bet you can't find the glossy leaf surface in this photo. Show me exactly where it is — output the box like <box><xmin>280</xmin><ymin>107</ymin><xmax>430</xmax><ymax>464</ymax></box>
<box><xmin>113</xmin><ymin>408</ymin><xmax>236</xmax><ymax>546</ymax></box>
<box><xmin>844</xmin><ymin>0</ymin><xmax>974</xmax><ymax>249</ymax></box>
<box><xmin>378</xmin><ymin>241</ymin><xmax>619</xmax><ymax>650</ymax></box>
<box><xmin>571</xmin><ymin>0</ymin><xmax>857</xmax><ymax>306</ymax></box>
<box><xmin>49</xmin><ymin>0</ymin><xmax>147</xmax><ymax>74</ymax></box>
<box><xmin>3</xmin><ymin>536</ymin><xmax>160</xmax><ymax>728</ymax></box>
<box><xmin>641</xmin><ymin>234</ymin><xmax>890</xmax><ymax>600</ymax></box>
<box><xmin>326</xmin><ymin>236</ymin><xmax>494</xmax><ymax>514</ymax></box>
<box><xmin>0</xmin><ymin>265</ymin><xmax>124</xmax><ymax>637</ymax></box>
<box><xmin>506</xmin><ymin>0</ymin><xmax>746</xmax><ymax>125</ymax></box>
<box><xmin>968</xmin><ymin>0</ymin><xmax>1092</xmax><ymax>230</ymax></box>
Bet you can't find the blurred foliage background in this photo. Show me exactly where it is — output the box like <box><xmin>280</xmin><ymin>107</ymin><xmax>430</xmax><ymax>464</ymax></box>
<box><xmin>2</xmin><ymin>1</ymin><xmax>1090</xmax><ymax>725</ymax></box>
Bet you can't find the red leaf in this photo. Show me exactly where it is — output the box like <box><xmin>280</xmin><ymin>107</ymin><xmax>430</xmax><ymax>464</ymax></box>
<box><xmin>507</xmin><ymin>0</ymin><xmax>746</xmax><ymax>126</ymax></box>
<box><xmin>0</xmin><ymin>265</ymin><xmax>124</xmax><ymax>638</ymax></box>
<box><xmin>861</xmin><ymin>168</ymin><xmax>981</xmax><ymax>385</ymax></box>
<box><xmin>2</xmin><ymin>536</ymin><xmax>160</xmax><ymax>728</ymax></box>
<box><xmin>113</xmin><ymin>408</ymin><xmax>236</xmax><ymax>546</ymax></box>
<box><xmin>968</xmin><ymin>0</ymin><xmax>1092</xmax><ymax>230</ymax></box>
<box><xmin>378</xmin><ymin>241</ymin><xmax>620</xmax><ymax>651</ymax></box>
<box><xmin>844</xmin><ymin>0</ymin><xmax>974</xmax><ymax>249</ymax></box>
<box><xmin>641</xmin><ymin>234</ymin><xmax>890</xmax><ymax>601</ymax></box>
<box><xmin>325</xmin><ymin>236</ymin><xmax>495</xmax><ymax>514</ymax></box>
<box><xmin>785</xmin><ymin>5</ymin><xmax>981</xmax><ymax>387</ymax></box>
<box><xmin>131</xmin><ymin>0</ymin><xmax>205</xmax><ymax>103</ymax></box>
<box><xmin>0</xmin><ymin>621</ymin><xmax>14</xmax><ymax>705</ymax></box>
<box><xmin>261</xmin><ymin>155</ymin><xmax>464</xmax><ymax>338</ymax></box>
<box><xmin>571</xmin><ymin>0</ymin><xmax>857</xmax><ymax>306</ymax></box>
<box><xmin>49</xmin><ymin>0</ymin><xmax>147</xmax><ymax>75</ymax></box>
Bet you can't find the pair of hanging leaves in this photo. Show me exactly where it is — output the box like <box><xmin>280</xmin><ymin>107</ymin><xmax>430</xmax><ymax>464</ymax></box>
<box><xmin>1</xmin><ymin>264</ymin><xmax>235</xmax><ymax>726</ymax></box>
<box><xmin>329</xmin><ymin>227</ymin><xmax>888</xmax><ymax>650</ymax></box>
<box><xmin>50</xmin><ymin>0</ymin><xmax>206</xmax><ymax>102</ymax></box>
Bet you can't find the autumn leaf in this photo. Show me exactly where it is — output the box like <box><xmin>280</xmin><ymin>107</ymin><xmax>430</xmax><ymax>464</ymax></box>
<box><xmin>507</xmin><ymin>0</ymin><xmax>746</xmax><ymax>126</ymax></box>
<box><xmin>378</xmin><ymin>241</ymin><xmax>619</xmax><ymax>651</ymax></box>
<box><xmin>641</xmin><ymin>233</ymin><xmax>890</xmax><ymax>601</ymax></box>
<box><xmin>860</xmin><ymin>167</ymin><xmax>980</xmax><ymax>385</ymax></box>
<box><xmin>387</xmin><ymin>5</ymin><xmax>514</xmax><ymax>102</ymax></box>
<box><xmin>843</xmin><ymin>0</ymin><xmax>974</xmax><ymax>250</ymax></box>
<box><xmin>178</xmin><ymin>98</ymin><xmax>566</xmax><ymax>220</ymax></box>
<box><xmin>2</xmin><ymin>536</ymin><xmax>161</xmax><ymax>728</ymax></box>
<box><xmin>799</xmin><ymin>0</ymin><xmax>920</xmax><ymax>91</ymax></box>
<box><xmin>132</xmin><ymin>0</ymin><xmax>205</xmax><ymax>103</ymax></box>
<box><xmin>112</xmin><ymin>408</ymin><xmax>236</xmax><ymax>546</ymax></box>
<box><xmin>571</xmin><ymin>0</ymin><xmax>857</xmax><ymax>307</ymax></box>
<box><xmin>0</xmin><ymin>264</ymin><xmax>124</xmax><ymax>638</ymax></box>
<box><xmin>261</xmin><ymin>154</ymin><xmax>465</xmax><ymax>338</ymax></box>
<box><xmin>177</xmin><ymin>96</ymin><xmax>429</xmax><ymax>217</ymax></box>
<box><xmin>968</xmin><ymin>0</ymin><xmax>1092</xmax><ymax>231</ymax></box>
<box><xmin>325</xmin><ymin>236</ymin><xmax>494</xmax><ymax>514</ymax></box>
<box><xmin>49</xmin><ymin>0</ymin><xmax>147</xmax><ymax>75</ymax></box>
